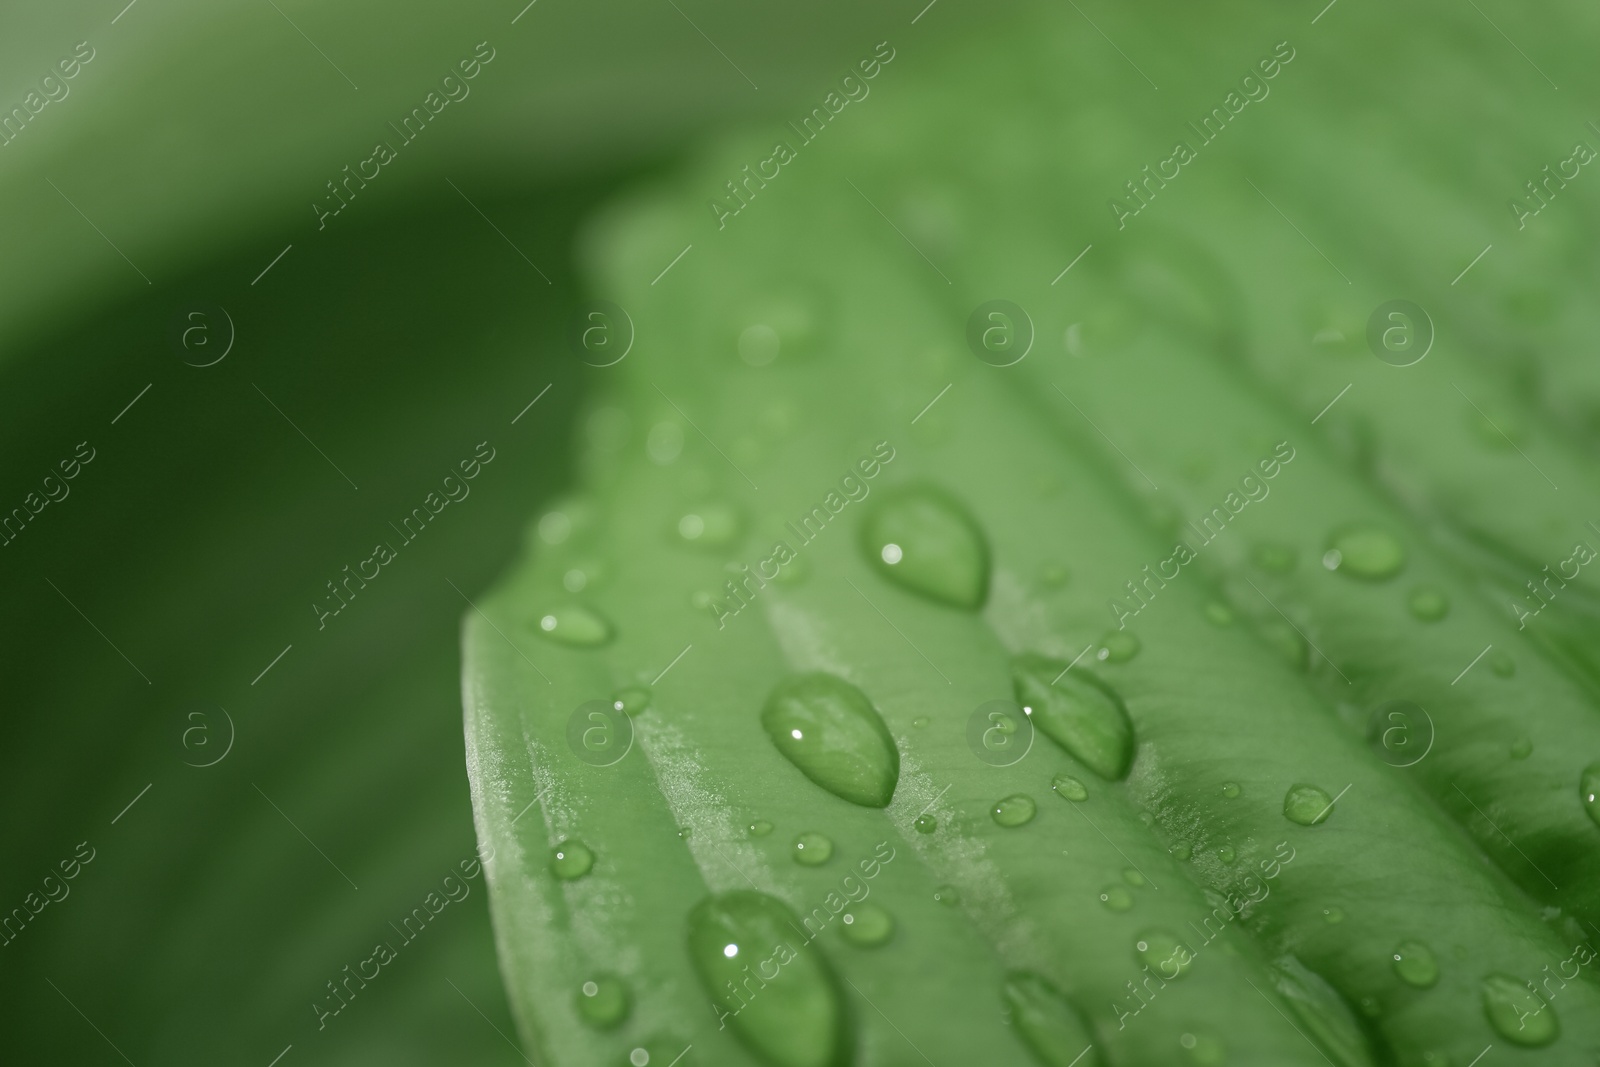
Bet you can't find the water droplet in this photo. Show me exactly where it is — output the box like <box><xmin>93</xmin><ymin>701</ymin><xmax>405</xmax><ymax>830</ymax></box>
<box><xmin>1407</xmin><ymin>587</ymin><xmax>1449</xmax><ymax>621</ymax></box>
<box><xmin>1099</xmin><ymin>885</ymin><xmax>1134</xmax><ymax>911</ymax></box>
<box><xmin>675</xmin><ymin>502</ymin><xmax>742</xmax><ymax>548</ymax></box>
<box><xmin>934</xmin><ymin>884</ymin><xmax>960</xmax><ymax>906</ymax></box>
<box><xmin>1122</xmin><ymin>868</ymin><xmax>1146</xmax><ymax>887</ymax></box>
<box><xmin>1012</xmin><ymin>655</ymin><xmax>1135</xmax><ymax>781</ymax></box>
<box><xmin>1272</xmin><ymin>958</ymin><xmax>1374</xmax><ymax>1065</ymax></box>
<box><xmin>1171</xmin><ymin>842</ymin><xmax>1192</xmax><ymax>861</ymax></box>
<box><xmin>1134</xmin><ymin>930</ymin><xmax>1193</xmax><ymax>978</ymax></box>
<box><xmin>613</xmin><ymin>686</ymin><xmax>652</xmax><ymax>715</ymax></box>
<box><xmin>1203</xmin><ymin>601</ymin><xmax>1235</xmax><ymax>626</ymax></box>
<box><xmin>1509</xmin><ymin>737</ymin><xmax>1532</xmax><ymax>760</ymax></box>
<box><xmin>749</xmin><ymin>820</ymin><xmax>773</xmax><ymax>837</ymax></box>
<box><xmin>1581</xmin><ymin>762</ymin><xmax>1600</xmax><ymax>829</ymax></box>
<box><xmin>1216</xmin><ymin>845</ymin><xmax>1237</xmax><ymax>865</ymax></box>
<box><xmin>1325</xmin><ymin>525</ymin><xmax>1405</xmax><ymax>580</ymax></box>
<box><xmin>1096</xmin><ymin>630</ymin><xmax>1140</xmax><ymax>663</ymax></box>
<box><xmin>738</xmin><ymin>323</ymin><xmax>780</xmax><ymax>366</ymax></box>
<box><xmin>1180</xmin><ymin>1031</ymin><xmax>1225</xmax><ymax>1065</ymax></box>
<box><xmin>1052</xmin><ymin>773</ymin><xmax>1089</xmax><ymax>802</ymax></box>
<box><xmin>535</xmin><ymin>605</ymin><xmax>613</xmax><ymax>647</ymax></box>
<box><xmin>912</xmin><ymin>715</ymin><xmax>930</xmax><ymax>729</ymax></box>
<box><xmin>1490</xmin><ymin>650</ymin><xmax>1516</xmax><ymax>677</ymax></box>
<box><xmin>551</xmin><ymin>840</ymin><xmax>594</xmax><ymax>880</ymax></box>
<box><xmin>1221</xmin><ymin>782</ymin><xmax>1241</xmax><ymax>799</ymax></box>
<box><xmin>1323</xmin><ymin>906</ymin><xmax>1345</xmax><ymax>924</ymax></box>
<box><xmin>860</xmin><ymin>484</ymin><xmax>990</xmax><ymax>609</ymax></box>
<box><xmin>1392</xmin><ymin>941</ymin><xmax>1439</xmax><ymax>988</ymax></box>
<box><xmin>992</xmin><ymin>794</ymin><xmax>1037</xmax><ymax>827</ymax></box>
<box><xmin>677</xmin><ymin>826</ymin><xmax>693</xmax><ymax>839</ymax></box>
<box><xmin>839</xmin><ymin>903</ymin><xmax>894</xmax><ymax>947</ymax></box>
<box><xmin>1253</xmin><ymin>542</ymin><xmax>1297</xmax><ymax>574</ymax></box>
<box><xmin>1481</xmin><ymin>973</ymin><xmax>1558</xmax><ymax>1046</ymax></box>
<box><xmin>688</xmin><ymin>892</ymin><xmax>845</xmax><ymax>1067</ymax></box>
<box><xmin>914</xmin><ymin>813</ymin><xmax>937</xmax><ymax>834</ymax></box>
<box><xmin>761</xmin><ymin>673</ymin><xmax>899</xmax><ymax>808</ymax></box>
<box><xmin>576</xmin><ymin>975</ymin><xmax>630</xmax><ymax>1029</ymax></box>
<box><xmin>792</xmin><ymin>832</ymin><xmax>834</xmax><ymax>866</ymax></box>
<box><xmin>1000</xmin><ymin>971</ymin><xmax>1100</xmax><ymax>1067</ymax></box>
<box><xmin>1284</xmin><ymin>783</ymin><xmax>1335</xmax><ymax>826</ymax></box>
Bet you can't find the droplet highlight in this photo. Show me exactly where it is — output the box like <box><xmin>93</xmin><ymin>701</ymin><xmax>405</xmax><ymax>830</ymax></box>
<box><xmin>860</xmin><ymin>484</ymin><xmax>990</xmax><ymax>609</ymax></box>
<box><xmin>551</xmin><ymin>840</ymin><xmax>594</xmax><ymax>880</ymax></box>
<box><xmin>535</xmin><ymin>605</ymin><xmax>613</xmax><ymax>647</ymax></box>
<box><xmin>992</xmin><ymin>794</ymin><xmax>1037</xmax><ymax>827</ymax></box>
<box><xmin>1284</xmin><ymin>784</ymin><xmax>1335</xmax><ymax>826</ymax></box>
<box><xmin>761</xmin><ymin>673</ymin><xmax>899</xmax><ymax>808</ymax></box>
<box><xmin>1013</xmin><ymin>655</ymin><xmax>1135</xmax><ymax>781</ymax></box>
<box><xmin>1325</xmin><ymin>525</ymin><xmax>1405</xmax><ymax>580</ymax></box>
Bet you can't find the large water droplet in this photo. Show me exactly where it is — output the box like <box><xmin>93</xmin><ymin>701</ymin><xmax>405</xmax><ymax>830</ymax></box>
<box><xmin>576</xmin><ymin>975</ymin><xmax>630</xmax><ymax>1029</ymax></box>
<box><xmin>839</xmin><ymin>903</ymin><xmax>894</xmax><ymax>948</ymax></box>
<box><xmin>1582</xmin><ymin>762</ymin><xmax>1600</xmax><ymax>829</ymax></box>
<box><xmin>761</xmin><ymin>673</ymin><xmax>899</xmax><ymax>808</ymax></box>
<box><xmin>1052</xmin><ymin>773</ymin><xmax>1088</xmax><ymax>802</ymax></box>
<box><xmin>792</xmin><ymin>832</ymin><xmax>833</xmax><ymax>866</ymax></box>
<box><xmin>992</xmin><ymin>794</ymin><xmax>1037</xmax><ymax>827</ymax></box>
<box><xmin>551</xmin><ymin>840</ymin><xmax>594</xmax><ymax>880</ymax></box>
<box><xmin>860</xmin><ymin>484</ymin><xmax>990</xmax><ymax>609</ymax></box>
<box><xmin>1134</xmin><ymin>930</ymin><xmax>1193</xmax><ymax>978</ymax></box>
<box><xmin>1283</xmin><ymin>784</ymin><xmax>1335</xmax><ymax>826</ymax></box>
<box><xmin>1324</xmin><ymin>526</ymin><xmax>1405</xmax><ymax>580</ymax></box>
<box><xmin>1013</xmin><ymin>655</ymin><xmax>1135</xmax><ymax>781</ymax></box>
<box><xmin>1481</xmin><ymin>974</ymin><xmax>1558</xmax><ymax>1047</ymax></box>
<box><xmin>535</xmin><ymin>606</ymin><xmax>614</xmax><ymax>647</ymax></box>
<box><xmin>1099</xmin><ymin>885</ymin><xmax>1133</xmax><ymax>911</ymax></box>
<box><xmin>1392</xmin><ymin>941</ymin><xmax>1438</xmax><ymax>988</ymax></box>
<box><xmin>1001</xmin><ymin>971</ymin><xmax>1102</xmax><ymax>1067</ymax></box>
<box><xmin>688</xmin><ymin>892</ymin><xmax>845</xmax><ymax>1067</ymax></box>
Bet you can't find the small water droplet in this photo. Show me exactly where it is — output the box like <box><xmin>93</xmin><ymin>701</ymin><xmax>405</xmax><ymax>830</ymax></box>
<box><xmin>576</xmin><ymin>975</ymin><xmax>630</xmax><ymax>1029</ymax></box>
<box><xmin>1171</xmin><ymin>842</ymin><xmax>1192</xmax><ymax>861</ymax></box>
<box><xmin>1000</xmin><ymin>971</ymin><xmax>1100</xmax><ymax>1067</ymax></box>
<box><xmin>1509</xmin><ymin>737</ymin><xmax>1532</xmax><ymax>760</ymax></box>
<box><xmin>1122</xmin><ymin>868</ymin><xmax>1146</xmax><ymax>887</ymax></box>
<box><xmin>749</xmin><ymin>819</ymin><xmax>773</xmax><ymax>837</ymax></box>
<box><xmin>675</xmin><ymin>502</ymin><xmax>742</xmax><ymax>548</ymax></box>
<box><xmin>860</xmin><ymin>484</ymin><xmax>990</xmax><ymax>609</ymax></box>
<box><xmin>1134</xmin><ymin>929</ymin><xmax>1193</xmax><ymax>978</ymax></box>
<box><xmin>1392</xmin><ymin>941</ymin><xmax>1439</xmax><ymax>988</ymax></box>
<box><xmin>551</xmin><ymin>840</ymin><xmax>594</xmax><ymax>880</ymax></box>
<box><xmin>688</xmin><ymin>892</ymin><xmax>845</xmax><ymax>1066</ymax></box>
<box><xmin>1581</xmin><ymin>762</ymin><xmax>1600</xmax><ymax>829</ymax></box>
<box><xmin>1253</xmin><ymin>542</ymin><xmax>1297</xmax><ymax>574</ymax></box>
<box><xmin>1203</xmin><ymin>601</ymin><xmax>1235</xmax><ymax>626</ymax></box>
<box><xmin>1216</xmin><ymin>845</ymin><xmax>1237</xmax><ymax>865</ymax></box>
<box><xmin>677</xmin><ymin>826</ymin><xmax>693</xmax><ymax>839</ymax></box>
<box><xmin>992</xmin><ymin>793</ymin><xmax>1037</xmax><ymax>827</ymax></box>
<box><xmin>1325</xmin><ymin>525</ymin><xmax>1405</xmax><ymax>580</ymax></box>
<box><xmin>761</xmin><ymin>673</ymin><xmax>899</xmax><ymax>808</ymax></box>
<box><xmin>1096</xmin><ymin>630</ymin><xmax>1141</xmax><ymax>663</ymax></box>
<box><xmin>738</xmin><ymin>323</ymin><xmax>780</xmax><ymax>366</ymax></box>
<box><xmin>1481</xmin><ymin>973</ymin><xmax>1558</xmax><ymax>1046</ymax></box>
<box><xmin>612</xmin><ymin>686</ymin><xmax>652</xmax><ymax>715</ymax></box>
<box><xmin>914</xmin><ymin>813</ymin><xmax>937</xmax><ymax>834</ymax></box>
<box><xmin>1407</xmin><ymin>587</ymin><xmax>1449</xmax><ymax>621</ymax></box>
<box><xmin>792</xmin><ymin>832</ymin><xmax>834</xmax><ymax>866</ymax></box>
<box><xmin>1283</xmin><ymin>783</ymin><xmax>1335</xmax><ymax>826</ymax></box>
<box><xmin>1100</xmin><ymin>885</ymin><xmax>1134</xmax><ymax>911</ymax></box>
<box><xmin>1221</xmin><ymin>782</ymin><xmax>1241</xmax><ymax>799</ymax></box>
<box><xmin>1037</xmin><ymin>563</ymin><xmax>1070</xmax><ymax>588</ymax></box>
<box><xmin>1322</xmin><ymin>906</ymin><xmax>1345</xmax><ymax>924</ymax></box>
<box><xmin>1180</xmin><ymin>1031</ymin><xmax>1225</xmax><ymax>1065</ymax></box>
<box><xmin>912</xmin><ymin>715</ymin><xmax>931</xmax><ymax>728</ymax></box>
<box><xmin>1052</xmin><ymin>773</ymin><xmax>1089</xmax><ymax>802</ymax></box>
<box><xmin>934</xmin><ymin>884</ymin><xmax>960</xmax><ymax>906</ymax></box>
<box><xmin>839</xmin><ymin>902</ymin><xmax>894</xmax><ymax>947</ymax></box>
<box><xmin>1012</xmin><ymin>655</ymin><xmax>1135</xmax><ymax>781</ymax></box>
<box><xmin>535</xmin><ymin>605</ymin><xmax>614</xmax><ymax>647</ymax></box>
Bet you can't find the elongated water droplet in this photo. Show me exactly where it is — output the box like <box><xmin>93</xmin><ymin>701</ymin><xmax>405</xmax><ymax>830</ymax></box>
<box><xmin>914</xmin><ymin>813</ymin><xmax>937</xmax><ymax>834</ymax></box>
<box><xmin>613</xmin><ymin>686</ymin><xmax>652</xmax><ymax>714</ymax></box>
<box><xmin>576</xmin><ymin>975</ymin><xmax>630</xmax><ymax>1029</ymax></box>
<box><xmin>792</xmin><ymin>832</ymin><xmax>833</xmax><ymax>866</ymax></box>
<box><xmin>839</xmin><ymin>903</ymin><xmax>894</xmax><ymax>948</ymax></box>
<box><xmin>1581</xmin><ymin>762</ymin><xmax>1600</xmax><ymax>829</ymax></box>
<box><xmin>1324</xmin><ymin>525</ymin><xmax>1405</xmax><ymax>580</ymax></box>
<box><xmin>749</xmin><ymin>820</ymin><xmax>774</xmax><ymax>837</ymax></box>
<box><xmin>992</xmin><ymin>793</ymin><xmax>1037</xmax><ymax>827</ymax></box>
<box><xmin>1272</xmin><ymin>958</ymin><xmax>1375</xmax><ymax>1067</ymax></box>
<box><xmin>1407</xmin><ymin>587</ymin><xmax>1449</xmax><ymax>621</ymax></box>
<box><xmin>860</xmin><ymin>484</ymin><xmax>990</xmax><ymax>609</ymax></box>
<box><xmin>688</xmin><ymin>892</ymin><xmax>845</xmax><ymax>1067</ymax></box>
<box><xmin>911</xmin><ymin>715</ymin><xmax>930</xmax><ymax>728</ymax></box>
<box><xmin>1013</xmin><ymin>655</ymin><xmax>1135</xmax><ymax>781</ymax></box>
<box><xmin>1134</xmin><ymin>930</ymin><xmax>1193</xmax><ymax>978</ymax></box>
<box><xmin>1001</xmin><ymin>971</ymin><xmax>1102</xmax><ymax>1067</ymax></box>
<box><xmin>1323</xmin><ymin>906</ymin><xmax>1345</xmax><ymax>924</ymax></box>
<box><xmin>1052</xmin><ymin>773</ymin><xmax>1088</xmax><ymax>802</ymax></box>
<box><xmin>1122</xmin><ymin>868</ymin><xmax>1146</xmax><ymax>887</ymax></box>
<box><xmin>1099</xmin><ymin>885</ymin><xmax>1133</xmax><ymax>912</ymax></box>
<box><xmin>675</xmin><ymin>501</ymin><xmax>742</xmax><ymax>548</ymax></box>
<box><xmin>761</xmin><ymin>673</ymin><xmax>899</xmax><ymax>808</ymax></box>
<box><xmin>1481</xmin><ymin>974</ymin><xmax>1558</xmax><ymax>1047</ymax></box>
<box><xmin>1284</xmin><ymin>784</ymin><xmax>1335</xmax><ymax>826</ymax></box>
<box><xmin>1392</xmin><ymin>941</ymin><xmax>1438</xmax><ymax>988</ymax></box>
<box><xmin>1096</xmin><ymin>630</ymin><xmax>1140</xmax><ymax>663</ymax></box>
<box><xmin>535</xmin><ymin>605</ymin><xmax>613</xmax><ymax>647</ymax></box>
<box><xmin>551</xmin><ymin>840</ymin><xmax>594</xmax><ymax>880</ymax></box>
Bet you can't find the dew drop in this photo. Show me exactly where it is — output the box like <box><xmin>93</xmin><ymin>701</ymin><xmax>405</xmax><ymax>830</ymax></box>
<box><xmin>1392</xmin><ymin>941</ymin><xmax>1439</xmax><ymax>988</ymax></box>
<box><xmin>860</xmin><ymin>484</ymin><xmax>990</xmax><ymax>609</ymax></box>
<box><xmin>576</xmin><ymin>975</ymin><xmax>630</xmax><ymax>1029</ymax></box>
<box><xmin>1481</xmin><ymin>973</ymin><xmax>1558</xmax><ymax>1046</ymax></box>
<box><xmin>912</xmin><ymin>715</ymin><xmax>931</xmax><ymax>729</ymax></box>
<box><xmin>1012</xmin><ymin>655</ymin><xmax>1135</xmax><ymax>781</ymax></box>
<box><xmin>1203</xmin><ymin>601</ymin><xmax>1235</xmax><ymax>626</ymax></box>
<box><xmin>1407</xmin><ymin>587</ymin><xmax>1449</xmax><ymax>622</ymax></box>
<box><xmin>551</xmin><ymin>840</ymin><xmax>594</xmax><ymax>880</ymax></box>
<box><xmin>749</xmin><ymin>820</ymin><xmax>774</xmax><ymax>837</ymax></box>
<box><xmin>1490</xmin><ymin>650</ymin><xmax>1516</xmax><ymax>677</ymax></box>
<box><xmin>1096</xmin><ymin>630</ymin><xmax>1141</xmax><ymax>663</ymax></box>
<box><xmin>612</xmin><ymin>686</ymin><xmax>652</xmax><ymax>715</ymax></box>
<box><xmin>1323</xmin><ymin>906</ymin><xmax>1345</xmax><ymax>924</ymax></box>
<box><xmin>1134</xmin><ymin>929</ymin><xmax>1193</xmax><ymax>978</ymax></box>
<box><xmin>1000</xmin><ymin>971</ymin><xmax>1101</xmax><ymax>1067</ymax></box>
<box><xmin>914</xmin><ymin>813</ymin><xmax>937</xmax><ymax>834</ymax></box>
<box><xmin>535</xmin><ymin>605</ymin><xmax>613</xmax><ymax>647</ymax></box>
<box><xmin>1509</xmin><ymin>737</ymin><xmax>1532</xmax><ymax>760</ymax></box>
<box><xmin>1171</xmin><ymin>842</ymin><xmax>1192</xmax><ymax>861</ymax></box>
<box><xmin>839</xmin><ymin>903</ymin><xmax>894</xmax><ymax>948</ymax></box>
<box><xmin>1180</xmin><ymin>1031</ymin><xmax>1225</xmax><ymax>1065</ymax></box>
<box><xmin>677</xmin><ymin>827</ymin><xmax>693</xmax><ymax>839</ymax></box>
<box><xmin>934</xmin><ymin>884</ymin><xmax>960</xmax><ymax>907</ymax></box>
<box><xmin>992</xmin><ymin>794</ymin><xmax>1037</xmax><ymax>827</ymax></box>
<box><xmin>1122</xmin><ymin>868</ymin><xmax>1146</xmax><ymax>887</ymax></box>
<box><xmin>1284</xmin><ymin>783</ymin><xmax>1335</xmax><ymax>826</ymax></box>
<box><xmin>1216</xmin><ymin>845</ymin><xmax>1237</xmax><ymax>866</ymax></box>
<box><xmin>675</xmin><ymin>502</ymin><xmax>742</xmax><ymax>548</ymax></box>
<box><xmin>1052</xmin><ymin>773</ymin><xmax>1089</xmax><ymax>802</ymax></box>
<box><xmin>760</xmin><ymin>673</ymin><xmax>899</xmax><ymax>807</ymax></box>
<box><xmin>1580</xmin><ymin>762</ymin><xmax>1600</xmax><ymax>829</ymax></box>
<box><xmin>1099</xmin><ymin>885</ymin><xmax>1134</xmax><ymax>912</ymax></box>
<box><xmin>792</xmin><ymin>832</ymin><xmax>834</xmax><ymax>867</ymax></box>
<box><xmin>688</xmin><ymin>892</ymin><xmax>845</xmax><ymax>1067</ymax></box>
<box><xmin>738</xmin><ymin>323</ymin><xmax>780</xmax><ymax>366</ymax></box>
<box><xmin>1221</xmin><ymin>782</ymin><xmax>1241</xmax><ymax>799</ymax></box>
<box><xmin>1325</xmin><ymin>525</ymin><xmax>1405</xmax><ymax>580</ymax></box>
<box><xmin>1272</xmin><ymin>958</ymin><xmax>1375</xmax><ymax>1065</ymax></box>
